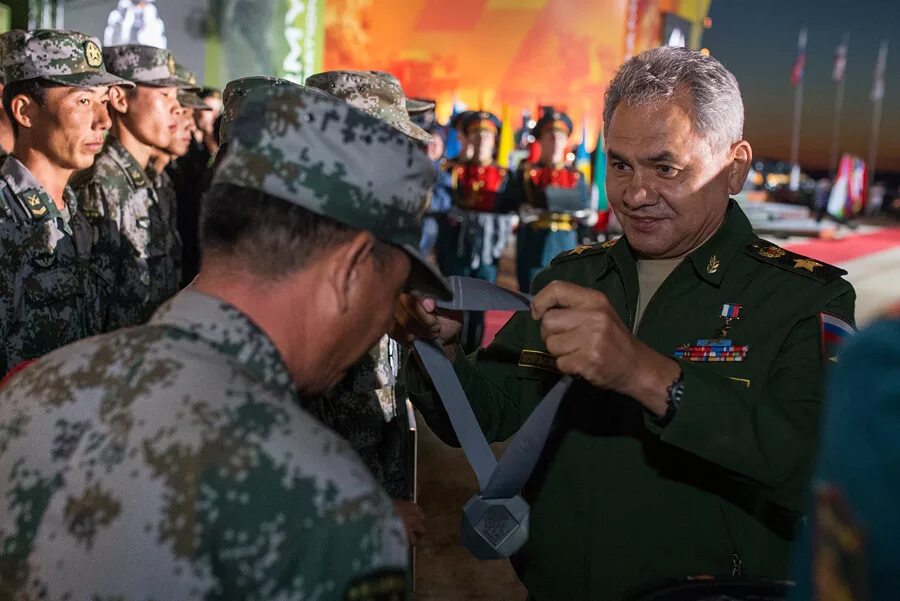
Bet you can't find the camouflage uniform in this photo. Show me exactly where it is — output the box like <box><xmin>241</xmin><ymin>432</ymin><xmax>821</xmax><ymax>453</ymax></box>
<box><xmin>0</xmin><ymin>84</ymin><xmax>446</xmax><ymax>600</ymax></box>
<box><xmin>0</xmin><ymin>29</ymin><xmax>131</xmax><ymax>376</ymax></box>
<box><xmin>304</xmin><ymin>70</ymin><xmax>431</xmax><ymax>498</ymax></box>
<box><xmin>72</xmin><ymin>45</ymin><xmax>191</xmax><ymax>331</ymax></box>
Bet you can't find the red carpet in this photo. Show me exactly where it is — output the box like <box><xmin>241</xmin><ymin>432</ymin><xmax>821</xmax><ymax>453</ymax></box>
<box><xmin>480</xmin><ymin>227</ymin><xmax>900</xmax><ymax>346</ymax></box>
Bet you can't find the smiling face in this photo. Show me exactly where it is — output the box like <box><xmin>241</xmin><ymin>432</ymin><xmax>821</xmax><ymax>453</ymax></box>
<box><xmin>605</xmin><ymin>93</ymin><xmax>751</xmax><ymax>259</ymax></box>
<box><xmin>27</xmin><ymin>85</ymin><xmax>112</xmax><ymax>170</ymax></box>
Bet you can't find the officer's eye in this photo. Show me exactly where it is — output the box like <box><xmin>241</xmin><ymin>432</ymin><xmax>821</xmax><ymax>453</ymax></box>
<box><xmin>656</xmin><ymin>165</ymin><xmax>680</xmax><ymax>178</ymax></box>
<box><xmin>610</xmin><ymin>161</ymin><xmax>631</xmax><ymax>173</ymax></box>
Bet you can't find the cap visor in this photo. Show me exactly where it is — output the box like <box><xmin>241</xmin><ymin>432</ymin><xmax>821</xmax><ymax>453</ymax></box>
<box><xmin>401</xmin><ymin>244</ymin><xmax>452</xmax><ymax>301</ymax></box>
<box><xmin>407</xmin><ymin>98</ymin><xmax>435</xmax><ymax>114</ymax></box>
<box><xmin>395</xmin><ymin>120</ymin><xmax>433</xmax><ymax>144</ymax></box>
<box><xmin>44</xmin><ymin>71</ymin><xmax>135</xmax><ymax>89</ymax></box>
<box><xmin>141</xmin><ymin>76</ymin><xmax>197</xmax><ymax>89</ymax></box>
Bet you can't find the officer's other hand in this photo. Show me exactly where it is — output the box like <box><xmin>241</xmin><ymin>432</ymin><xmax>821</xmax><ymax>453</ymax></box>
<box><xmin>532</xmin><ymin>281</ymin><xmax>679</xmax><ymax>415</ymax></box>
<box><xmin>393</xmin><ymin>499</ymin><xmax>426</xmax><ymax>546</ymax></box>
<box><xmin>390</xmin><ymin>294</ymin><xmax>462</xmax><ymax>356</ymax></box>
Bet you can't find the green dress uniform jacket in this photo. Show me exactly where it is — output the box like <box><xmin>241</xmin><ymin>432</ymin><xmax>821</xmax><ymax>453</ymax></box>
<box><xmin>0</xmin><ymin>156</ymin><xmax>100</xmax><ymax>376</ymax></box>
<box><xmin>0</xmin><ymin>289</ymin><xmax>408</xmax><ymax>600</ymax></box>
<box><xmin>72</xmin><ymin>138</ymin><xmax>180</xmax><ymax>331</ymax></box>
<box><xmin>406</xmin><ymin>201</ymin><xmax>856</xmax><ymax>600</ymax></box>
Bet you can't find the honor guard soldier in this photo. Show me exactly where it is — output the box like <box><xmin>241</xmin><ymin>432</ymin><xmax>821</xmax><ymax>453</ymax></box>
<box><xmin>508</xmin><ymin>109</ymin><xmax>589</xmax><ymax>292</ymax></box>
<box><xmin>394</xmin><ymin>47</ymin><xmax>856</xmax><ymax>600</ymax></box>
<box><xmin>0</xmin><ymin>29</ymin><xmax>131</xmax><ymax>377</ymax></box>
<box><xmin>444</xmin><ymin>110</ymin><xmax>515</xmax><ymax>351</ymax></box>
<box><xmin>0</xmin><ymin>82</ymin><xmax>449</xmax><ymax>601</ymax></box>
<box><xmin>72</xmin><ymin>44</ymin><xmax>193</xmax><ymax>331</ymax></box>
<box><xmin>434</xmin><ymin>109</ymin><xmax>474</xmax><ymax>275</ymax></box>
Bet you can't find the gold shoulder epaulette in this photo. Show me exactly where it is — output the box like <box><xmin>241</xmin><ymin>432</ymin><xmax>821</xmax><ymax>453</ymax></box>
<box><xmin>550</xmin><ymin>238</ymin><xmax>618</xmax><ymax>265</ymax></box>
<box><xmin>746</xmin><ymin>239</ymin><xmax>846</xmax><ymax>284</ymax></box>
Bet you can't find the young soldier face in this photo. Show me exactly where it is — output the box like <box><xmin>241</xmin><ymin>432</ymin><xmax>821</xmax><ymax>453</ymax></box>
<box><xmin>605</xmin><ymin>94</ymin><xmax>748</xmax><ymax>259</ymax></box>
<box><xmin>471</xmin><ymin>129</ymin><xmax>496</xmax><ymax>164</ymax></box>
<box><xmin>166</xmin><ymin>107</ymin><xmax>195</xmax><ymax>157</ymax></box>
<box><xmin>116</xmin><ymin>85</ymin><xmax>181</xmax><ymax>150</ymax></box>
<box><xmin>31</xmin><ymin>85</ymin><xmax>112</xmax><ymax>170</ymax></box>
<box><xmin>539</xmin><ymin>129</ymin><xmax>568</xmax><ymax>164</ymax></box>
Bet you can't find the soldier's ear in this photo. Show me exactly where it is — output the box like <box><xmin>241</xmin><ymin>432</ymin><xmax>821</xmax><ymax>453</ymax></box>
<box><xmin>330</xmin><ymin>230</ymin><xmax>378</xmax><ymax>315</ymax></box>
<box><xmin>9</xmin><ymin>94</ymin><xmax>36</xmax><ymax>130</ymax></box>
<box><xmin>727</xmin><ymin>140</ymin><xmax>753</xmax><ymax>195</ymax></box>
<box><xmin>108</xmin><ymin>85</ymin><xmax>129</xmax><ymax>114</ymax></box>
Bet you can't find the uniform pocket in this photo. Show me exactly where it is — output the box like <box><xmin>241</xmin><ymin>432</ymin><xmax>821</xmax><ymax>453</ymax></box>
<box><xmin>24</xmin><ymin>265</ymin><xmax>84</xmax><ymax>305</ymax></box>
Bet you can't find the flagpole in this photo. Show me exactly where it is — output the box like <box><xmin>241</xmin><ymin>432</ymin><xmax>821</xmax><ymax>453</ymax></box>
<box><xmin>867</xmin><ymin>40</ymin><xmax>889</xmax><ymax>189</ymax></box>
<box><xmin>789</xmin><ymin>28</ymin><xmax>807</xmax><ymax>192</ymax></box>
<box><xmin>829</xmin><ymin>34</ymin><xmax>849</xmax><ymax>176</ymax></box>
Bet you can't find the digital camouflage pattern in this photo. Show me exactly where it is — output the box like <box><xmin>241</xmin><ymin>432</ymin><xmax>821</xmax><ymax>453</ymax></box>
<box><xmin>0</xmin><ymin>29</ymin><xmax>132</xmax><ymax>88</ymax></box>
<box><xmin>305</xmin><ymin>70</ymin><xmax>431</xmax><ymax>143</ymax></box>
<box><xmin>0</xmin><ymin>289</ymin><xmax>408</xmax><ymax>600</ymax></box>
<box><xmin>366</xmin><ymin>70</ymin><xmax>434</xmax><ymax>115</ymax></box>
<box><xmin>102</xmin><ymin>43</ymin><xmax>193</xmax><ymax>87</ymax></box>
<box><xmin>219</xmin><ymin>76</ymin><xmax>300</xmax><ymax>146</ymax></box>
<box><xmin>306</xmin><ymin>336</ymin><xmax>413</xmax><ymax>498</ymax></box>
<box><xmin>174</xmin><ymin>63</ymin><xmax>209</xmax><ymax>109</ymax></box>
<box><xmin>213</xmin><ymin>83</ymin><xmax>448</xmax><ymax>300</ymax></box>
<box><xmin>72</xmin><ymin>138</ymin><xmax>181</xmax><ymax>331</ymax></box>
<box><xmin>0</xmin><ymin>156</ymin><xmax>101</xmax><ymax>377</ymax></box>
<box><xmin>148</xmin><ymin>162</ymin><xmax>183</xmax><ymax>288</ymax></box>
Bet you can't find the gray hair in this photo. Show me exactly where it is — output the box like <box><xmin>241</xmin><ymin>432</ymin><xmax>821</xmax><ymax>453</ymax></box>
<box><xmin>603</xmin><ymin>46</ymin><xmax>744</xmax><ymax>153</ymax></box>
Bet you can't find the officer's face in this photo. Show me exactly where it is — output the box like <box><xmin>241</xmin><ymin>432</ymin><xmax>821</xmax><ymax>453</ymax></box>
<box><xmin>29</xmin><ymin>85</ymin><xmax>112</xmax><ymax>170</ymax></box>
<box><xmin>540</xmin><ymin>129</ymin><xmax>568</xmax><ymax>164</ymax></box>
<box><xmin>606</xmin><ymin>95</ymin><xmax>752</xmax><ymax>259</ymax></box>
<box><xmin>117</xmin><ymin>85</ymin><xmax>181</xmax><ymax>150</ymax></box>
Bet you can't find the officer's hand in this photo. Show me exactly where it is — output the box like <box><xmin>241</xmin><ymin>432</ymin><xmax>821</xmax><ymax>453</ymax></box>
<box><xmin>393</xmin><ymin>499</ymin><xmax>426</xmax><ymax>546</ymax></box>
<box><xmin>532</xmin><ymin>281</ymin><xmax>679</xmax><ymax>415</ymax></box>
<box><xmin>389</xmin><ymin>294</ymin><xmax>463</xmax><ymax>355</ymax></box>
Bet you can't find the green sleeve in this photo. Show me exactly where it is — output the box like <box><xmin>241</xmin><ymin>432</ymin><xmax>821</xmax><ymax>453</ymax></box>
<box><xmin>649</xmin><ymin>283</ymin><xmax>856</xmax><ymax>512</ymax></box>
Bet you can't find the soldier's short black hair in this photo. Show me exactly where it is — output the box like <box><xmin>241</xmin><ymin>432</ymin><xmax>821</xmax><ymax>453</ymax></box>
<box><xmin>2</xmin><ymin>78</ymin><xmax>63</xmax><ymax>137</ymax></box>
<box><xmin>199</xmin><ymin>183</ymin><xmax>394</xmax><ymax>278</ymax></box>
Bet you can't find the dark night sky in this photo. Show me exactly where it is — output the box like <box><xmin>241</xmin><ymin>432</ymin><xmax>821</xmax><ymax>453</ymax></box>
<box><xmin>703</xmin><ymin>0</ymin><xmax>899</xmax><ymax>172</ymax></box>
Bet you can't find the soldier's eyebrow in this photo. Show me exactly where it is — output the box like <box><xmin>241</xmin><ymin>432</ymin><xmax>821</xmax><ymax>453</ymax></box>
<box><xmin>606</xmin><ymin>149</ymin><xmax>630</xmax><ymax>164</ymax></box>
<box><xmin>644</xmin><ymin>150</ymin><xmax>679</xmax><ymax>164</ymax></box>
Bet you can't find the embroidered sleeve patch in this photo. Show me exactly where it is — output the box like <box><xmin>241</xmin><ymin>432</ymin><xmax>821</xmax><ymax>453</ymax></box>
<box><xmin>821</xmin><ymin>313</ymin><xmax>856</xmax><ymax>363</ymax></box>
<box><xmin>344</xmin><ymin>569</ymin><xmax>406</xmax><ymax>601</ymax></box>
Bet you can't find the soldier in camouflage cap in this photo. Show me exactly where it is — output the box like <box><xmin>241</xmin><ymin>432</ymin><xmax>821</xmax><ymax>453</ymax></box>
<box><xmin>306</xmin><ymin>69</ymin><xmax>432</xmax><ymax>143</ymax></box>
<box><xmin>72</xmin><ymin>45</ymin><xmax>195</xmax><ymax>331</ymax></box>
<box><xmin>0</xmin><ymin>29</ymin><xmax>131</xmax><ymax>377</ymax></box>
<box><xmin>0</xmin><ymin>82</ymin><xmax>443</xmax><ymax>600</ymax></box>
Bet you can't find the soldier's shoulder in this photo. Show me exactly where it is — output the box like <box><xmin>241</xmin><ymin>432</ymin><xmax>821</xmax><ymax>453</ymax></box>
<box><xmin>550</xmin><ymin>238</ymin><xmax>619</xmax><ymax>266</ymax></box>
<box><xmin>744</xmin><ymin>237</ymin><xmax>847</xmax><ymax>285</ymax></box>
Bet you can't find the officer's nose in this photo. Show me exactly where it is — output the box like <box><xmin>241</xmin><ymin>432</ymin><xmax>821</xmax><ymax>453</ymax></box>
<box><xmin>623</xmin><ymin>170</ymin><xmax>657</xmax><ymax>209</ymax></box>
<box><xmin>94</xmin><ymin>100</ymin><xmax>112</xmax><ymax>132</ymax></box>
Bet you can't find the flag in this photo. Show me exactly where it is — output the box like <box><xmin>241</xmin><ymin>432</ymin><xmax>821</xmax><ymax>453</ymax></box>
<box><xmin>591</xmin><ymin>129</ymin><xmax>608</xmax><ymax>212</ymax></box>
<box><xmin>496</xmin><ymin>103</ymin><xmax>515</xmax><ymax>169</ymax></box>
<box><xmin>574</xmin><ymin>124</ymin><xmax>591</xmax><ymax>181</ymax></box>
<box><xmin>832</xmin><ymin>34</ymin><xmax>849</xmax><ymax>82</ymax></box>
<box><xmin>791</xmin><ymin>28</ymin><xmax>808</xmax><ymax>87</ymax></box>
<box><xmin>871</xmin><ymin>40</ymin><xmax>889</xmax><ymax>102</ymax></box>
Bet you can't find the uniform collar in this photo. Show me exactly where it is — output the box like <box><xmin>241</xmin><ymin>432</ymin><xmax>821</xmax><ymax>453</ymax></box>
<box><xmin>150</xmin><ymin>288</ymin><xmax>295</xmax><ymax>394</ymax></box>
<box><xmin>0</xmin><ymin>155</ymin><xmax>78</xmax><ymax>222</ymax></box>
<box><xmin>598</xmin><ymin>199</ymin><xmax>753</xmax><ymax>287</ymax></box>
<box><xmin>104</xmin><ymin>137</ymin><xmax>151</xmax><ymax>189</ymax></box>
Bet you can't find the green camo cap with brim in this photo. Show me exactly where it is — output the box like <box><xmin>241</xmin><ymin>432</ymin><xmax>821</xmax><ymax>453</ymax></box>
<box><xmin>173</xmin><ymin>63</ymin><xmax>208</xmax><ymax>109</ymax></box>
<box><xmin>219</xmin><ymin>76</ymin><xmax>303</xmax><ymax>145</ymax></box>
<box><xmin>212</xmin><ymin>84</ymin><xmax>451</xmax><ymax>300</ymax></box>
<box><xmin>102</xmin><ymin>44</ymin><xmax>194</xmax><ymax>88</ymax></box>
<box><xmin>0</xmin><ymin>29</ymin><xmax>134</xmax><ymax>89</ymax></box>
<box><xmin>305</xmin><ymin>70</ymin><xmax>432</xmax><ymax>143</ymax></box>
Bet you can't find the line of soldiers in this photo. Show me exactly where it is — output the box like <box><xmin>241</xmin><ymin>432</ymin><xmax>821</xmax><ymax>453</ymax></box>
<box><xmin>0</xmin><ymin>28</ymin><xmax>455</xmax><ymax>599</ymax></box>
<box><xmin>427</xmin><ymin>108</ymin><xmax>592</xmax><ymax>350</ymax></box>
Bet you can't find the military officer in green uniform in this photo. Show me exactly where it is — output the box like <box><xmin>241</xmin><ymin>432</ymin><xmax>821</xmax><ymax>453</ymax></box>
<box><xmin>0</xmin><ymin>29</ymin><xmax>132</xmax><ymax>376</ymax></box>
<box><xmin>393</xmin><ymin>47</ymin><xmax>856</xmax><ymax>600</ymax></box>
<box><xmin>72</xmin><ymin>44</ymin><xmax>193</xmax><ymax>331</ymax></box>
<box><xmin>0</xmin><ymin>83</ymin><xmax>449</xmax><ymax>600</ymax></box>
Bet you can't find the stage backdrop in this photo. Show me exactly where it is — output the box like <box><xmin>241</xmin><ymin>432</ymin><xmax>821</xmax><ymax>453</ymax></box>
<box><xmin>322</xmin><ymin>0</ymin><xmax>710</xmax><ymax>136</ymax></box>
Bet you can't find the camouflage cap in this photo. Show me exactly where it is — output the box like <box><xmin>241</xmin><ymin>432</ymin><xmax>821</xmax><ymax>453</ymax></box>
<box><xmin>366</xmin><ymin>70</ymin><xmax>434</xmax><ymax>114</ymax></box>
<box><xmin>102</xmin><ymin>44</ymin><xmax>194</xmax><ymax>88</ymax></box>
<box><xmin>212</xmin><ymin>84</ymin><xmax>450</xmax><ymax>300</ymax></box>
<box><xmin>305</xmin><ymin>70</ymin><xmax>431</xmax><ymax>143</ymax></box>
<box><xmin>173</xmin><ymin>63</ymin><xmax>209</xmax><ymax>109</ymax></box>
<box><xmin>0</xmin><ymin>29</ymin><xmax>134</xmax><ymax>88</ymax></box>
<box><xmin>219</xmin><ymin>76</ymin><xmax>303</xmax><ymax>145</ymax></box>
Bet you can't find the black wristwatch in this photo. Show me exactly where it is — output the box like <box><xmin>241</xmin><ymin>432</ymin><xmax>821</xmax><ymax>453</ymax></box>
<box><xmin>659</xmin><ymin>369</ymin><xmax>685</xmax><ymax>425</ymax></box>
